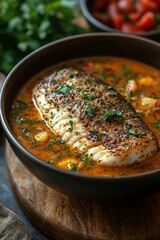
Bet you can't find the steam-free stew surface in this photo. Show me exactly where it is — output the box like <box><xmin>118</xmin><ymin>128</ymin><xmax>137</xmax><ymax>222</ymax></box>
<box><xmin>10</xmin><ymin>57</ymin><xmax>160</xmax><ymax>176</ymax></box>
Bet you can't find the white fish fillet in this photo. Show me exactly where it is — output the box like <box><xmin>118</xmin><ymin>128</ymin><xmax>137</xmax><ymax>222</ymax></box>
<box><xmin>32</xmin><ymin>68</ymin><xmax>158</xmax><ymax>166</ymax></box>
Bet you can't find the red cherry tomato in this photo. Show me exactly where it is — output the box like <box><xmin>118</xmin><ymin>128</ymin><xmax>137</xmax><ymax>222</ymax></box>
<box><xmin>118</xmin><ymin>0</ymin><xmax>135</xmax><ymax>13</ymax></box>
<box><xmin>121</xmin><ymin>23</ymin><xmax>143</xmax><ymax>33</ymax></box>
<box><xmin>140</xmin><ymin>0</ymin><xmax>159</xmax><ymax>13</ymax></box>
<box><xmin>152</xmin><ymin>0</ymin><xmax>160</xmax><ymax>5</ymax></box>
<box><xmin>155</xmin><ymin>100</ymin><xmax>160</xmax><ymax>108</ymax></box>
<box><xmin>153</xmin><ymin>0</ymin><xmax>160</xmax><ymax>2</ymax></box>
<box><xmin>81</xmin><ymin>64</ymin><xmax>93</xmax><ymax>72</ymax></box>
<box><xmin>113</xmin><ymin>14</ymin><xmax>124</xmax><ymax>29</ymax></box>
<box><xmin>135</xmin><ymin>2</ymin><xmax>146</xmax><ymax>13</ymax></box>
<box><xmin>129</xmin><ymin>12</ymin><xmax>142</xmax><ymax>23</ymax></box>
<box><xmin>107</xmin><ymin>2</ymin><xmax>120</xmax><ymax>19</ymax></box>
<box><xmin>136</xmin><ymin>11</ymin><xmax>156</xmax><ymax>31</ymax></box>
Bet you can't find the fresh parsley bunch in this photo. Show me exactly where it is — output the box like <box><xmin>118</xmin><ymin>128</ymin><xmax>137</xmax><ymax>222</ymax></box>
<box><xmin>0</xmin><ymin>0</ymin><xmax>90</xmax><ymax>74</ymax></box>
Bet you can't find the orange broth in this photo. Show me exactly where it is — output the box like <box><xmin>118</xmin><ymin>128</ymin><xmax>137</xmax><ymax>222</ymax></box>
<box><xmin>10</xmin><ymin>57</ymin><xmax>160</xmax><ymax>176</ymax></box>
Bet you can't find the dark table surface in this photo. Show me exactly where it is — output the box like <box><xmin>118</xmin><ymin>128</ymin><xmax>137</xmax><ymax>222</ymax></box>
<box><xmin>0</xmin><ymin>130</ymin><xmax>51</xmax><ymax>240</ymax></box>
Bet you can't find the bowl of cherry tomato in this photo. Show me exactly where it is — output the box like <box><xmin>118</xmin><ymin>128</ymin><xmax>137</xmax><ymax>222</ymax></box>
<box><xmin>80</xmin><ymin>0</ymin><xmax>160</xmax><ymax>40</ymax></box>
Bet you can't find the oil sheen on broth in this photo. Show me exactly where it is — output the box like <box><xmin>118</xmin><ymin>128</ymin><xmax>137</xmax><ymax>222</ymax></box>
<box><xmin>10</xmin><ymin>57</ymin><xmax>160</xmax><ymax>176</ymax></box>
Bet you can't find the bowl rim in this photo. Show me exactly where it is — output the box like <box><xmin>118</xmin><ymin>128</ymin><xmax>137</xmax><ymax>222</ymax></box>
<box><xmin>1</xmin><ymin>32</ymin><xmax>160</xmax><ymax>182</ymax></box>
<box><xmin>80</xmin><ymin>0</ymin><xmax>160</xmax><ymax>37</ymax></box>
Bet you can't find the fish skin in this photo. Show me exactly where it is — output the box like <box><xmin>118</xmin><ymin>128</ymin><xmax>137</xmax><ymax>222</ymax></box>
<box><xmin>32</xmin><ymin>67</ymin><xmax>158</xmax><ymax>166</ymax></box>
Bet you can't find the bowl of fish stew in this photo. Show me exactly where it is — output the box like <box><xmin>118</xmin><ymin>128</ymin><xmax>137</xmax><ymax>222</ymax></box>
<box><xmin>1</xmin><ymin>33</ymin><xmax>160</xmax><ymax>201</ymax></box>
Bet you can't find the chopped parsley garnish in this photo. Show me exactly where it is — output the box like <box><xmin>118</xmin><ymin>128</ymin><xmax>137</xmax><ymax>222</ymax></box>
<box><xmin>69</xmin><ymin>75</ymin><xmax>74</xmax><ymax>79</ymax></box>
<box><xmin>85</xmin><ymin>105</ymin><xmax>94</xmax><ymax>118</ymax></box>
<box><xmin>51</xmin><ymin>79</ymin><xmax>56</xmax><ymax>84</ymax></box>
<box><xmin>101</xmin><ymin>71</ymin><xmax>111</xmax><ymax>81</ymax></box>
<box><xmin>126</xmin><ymin>91</ymin><xmax>131</xmax><ymax>98</ymax></box>
<box><xmin>48</xmin><ymin>160</ymin><xmax>54</xmax><ymax>165</ymax></box>
<box><xmin>81</xmin><ymin>155</ymin><xmax>95</xmax><ymax>165</ymax></box>
<box><xmin>101</xmin><ymin>71</ymin><xmax>120</xmax><ymax>81</ymax></box>
<box><xmin>57</xmin><ymin>154</ymin><xmax>62</xmax><ymax>159</ymax></box>
<box><xmin>27</xmin><ymin>119</ymin><xmax>44</xmax><ymax>125</ymax></box>
<box><xmin>125</xmin><ymin>125</ymin><xmax>146</xmax><ymax>137</ymax></box>
<box><xmin>89</xmin><ymin>129</ymin><xmax>100</xmax><ymax>141</ymax></box>
<box><xmin>152</xmin><ymin>120</ymin><xmax>160</xmax><ymax>130</ymax></box>
<box><xmin>67</xmin><ymin>150</ymin><xmax>72</xmax><ymax>157</ymax></box>
<box><xmin>117</xmin><ymin>87</ymin><xmax>124</xmax><ymax>91</ymax></box>
<box><xmin>122</xmin><ymin>65</ymin><xmax>136</xmax><ymax>79</ymax></box>
<box><xmin>119</xmin><ymin>173</ymin><xmax>127</xmax><ymax>176</ymax></box>
<box><xmin>68</xmin><ymin>120</ymin><xmax>73</xmax><ymax>132</ymax></box>
<box><xmin>16</xmin><ymin>100</ymin><xmax>27</xmax><ymax>110</ymax></box>
<box><xmin>93</xmin><ymin>119</ymin><xmax>105</xmax><ymax>124</ymax></box>
<box><xmin>14</xmin><ymin>117</ymin><xmax>44</xmax><ymax>125</ymax></box>
<box><xmin>69</xmin><ymin>163</ymin><xmax>77</xmax><ymax>172</ymax></box>
<box><xmin>107</xmin><ymin>84</ymin><xmax>114</xmax><ymax>89</ymax></box>
<box><xmin>14</xmin><ymin>117</ymin><xmax>27</xmax><ymax>124</ymax></box>
<box><xmin>107</xmin><ymin>85</ymin><xmax>117</xmax><ymax>95</ymax></box>
<box><xmin>93</xmin><ymin>134</ymin><xmax>100</xmax><ymax>141</ymax></box>
<box><xmin>11</xmin><ymin>100</ymin><xmax>28</xmax><ymax>122</ymax></box>
<box><xmin>22</xmin><ymin>128</ymin><xmax>30</xmax><ymax>133</ymax></box>
<box><xmin>50</xmin><ymin>138</ymin><xmax>61</xmax><ymax>143</ymax></box>
<box><xmin>56</xmin><ymin>84</ymin><xmax>71</xmax><ymax>94</ymax></box>
<box><xmin>30</xmin><ymin>139</ymin><xmax>37</xmax><ymax>148</ymax></box>
<box><xmin>62</xmin><ymin>145</ymin><xmax>69</xmax><ymax>150</ymax></box>
<box><xmin>103</xmin><ymin>109</ymin><xmax>123</xmax><ymax>123</ymax></box>
<box><xmin>43</xmin><ymin>144</ymin><xmax>53</xmax><ymax>151</ymax></box>
<box><xmin>90</xmin><ymin>129</ymin><xmax>98</xmax><ymax>133</ymax></box>
<box><xmin>82</xmin><ymin>90</ymin><xmax>95</xmax><ymax>101</ymax></box>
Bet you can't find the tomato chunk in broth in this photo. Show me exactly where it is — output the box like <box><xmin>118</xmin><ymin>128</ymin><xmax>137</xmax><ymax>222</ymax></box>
<box><xmin>10</xmin><ymin>57</ymin><xmax>160</xmax><ymax>176</ymax></box>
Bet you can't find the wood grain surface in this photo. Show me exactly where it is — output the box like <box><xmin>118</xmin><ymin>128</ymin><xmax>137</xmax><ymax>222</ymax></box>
<box><xmin>5</xmin><ymin>141</ymin><xmax>160</xmax><ymax>240</ymax></box>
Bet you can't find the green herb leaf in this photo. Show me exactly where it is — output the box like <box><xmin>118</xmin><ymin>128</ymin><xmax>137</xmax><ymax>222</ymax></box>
<box><xmin>122</xmin><ymin>65</ymin><xmax>136</xmax><ymax>79</ymax></box>
<box><xmin>107</xmin><ymin>85</ymin><xmax>117</xmax><ymax>95</ymax></box>
<box><xmin>56</xmin><ymin>84</ymin><xmax>71</xmax><ymax>94</ymax></box>
<box><xmin>43</xmin><ymin>144</ymin><xmax>53</xmax><ymax>151</ymax></box>
<box><xmin>125</xmin><ymin>125</ymin><xmax>146</xmax><ymax>137</ymax></box>
<box><xmin>93</xmin><ymin>134</ymin><xmax>100</xmax><ymax>141</ymax></box>
<box><xmin>30</xmin><ymin>139</ymin><xmax>37</xmax><ymax>148</ymax></box>
<box><xmin>82</xmin><ymin>90</ymin><xmax>95</xmax><ymax>101</ymax></box>
<box><xmin>119</xmin><ymin>173</ymin><xmax>127</xmax><ymax>176</ymax></box>
<box><xmin>90</xmin><ymin>129</ymin><xmax>98</xmax><ymax>133</ymax></box>
<box><xmin>27</xmin><ymin>119</ymin><xmax>44</xmax><ymax>125</ymax></box>
<box><xmin>0</xmin><ymin>0</ymin><xmax>90</xmax><ymax>74</ymax></box>
<box><xmin>81</xmin><ymin>155</ymin><xmax>95</xmax><ymax>165</ymax></box>
<box><xmin>12</xmin><ymin>100</ymin><xmax>27</xmax><ymax>117</ymax></box>
<box><xmin>85</xmin><ymin>105</ymin><xmax>94</xmax><ymax>118</ymax></box>
<box><xmin>16</xmin><ymin>100</ymin><xmax>27</xmax><ymax>110</ymax></box>
<box><xmin>48</xmin><ymin>160</ymin><xmax>54</xmax><ymax>165</ymax></box>
<box><xmin>152</xmin><ymin>120</ymin><xmax>160</xmax><ymax>130</ymax></box>
<box><xmin>14</xmin><ymin>117</ymin><xmax>27</xmax><ymax>124</ymax></box>
<box><xmin>103</xmin><ymin>109</ymin><xmax>123</xmax><ymax>123</ymax></box>
<box><xmin>69</xmin><ymin>163</ymin><xmax>77</xmax><ymax>172</ymax></box>
<box><xmin>50</xmin><ymin>138</ymin><xmax>61</xmax><ymax>143</ymax></box>
<box><xmin>68</xmin><ymin>119</ymin><xmax>73</xmax><ymax>132</ymax></box>
<box><xmin>101</xmin><ymin>71</ymin><xmax>120</xmax><ymax>81</ymax></box>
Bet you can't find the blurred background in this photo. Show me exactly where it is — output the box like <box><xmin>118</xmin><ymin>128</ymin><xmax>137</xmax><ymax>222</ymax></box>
<box><xmin>0</xmin><ymin>0</ymin><xmax>90</xmax><ymax>75</ymax></box>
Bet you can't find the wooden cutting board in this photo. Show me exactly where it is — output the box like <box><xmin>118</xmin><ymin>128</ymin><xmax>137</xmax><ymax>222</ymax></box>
<box><xmin>5</xmin><ymin>141</ymin><xmax>160</xmax><ymax>240</ymax></box>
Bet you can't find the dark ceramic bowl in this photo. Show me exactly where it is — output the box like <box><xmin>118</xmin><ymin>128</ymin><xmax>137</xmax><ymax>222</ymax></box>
<box><xmin>1</xmin><ymin>33</ymin><xmax>160</xmax><ymax>201</ymax></box>
<box><xmin>80</xmin><ymin>0</ymin><xmax>160</xmax><ymax>41</ymax></box>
